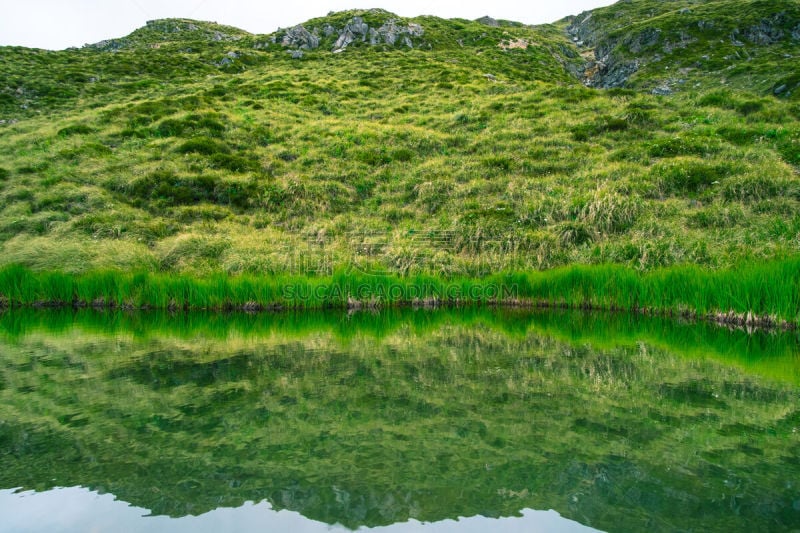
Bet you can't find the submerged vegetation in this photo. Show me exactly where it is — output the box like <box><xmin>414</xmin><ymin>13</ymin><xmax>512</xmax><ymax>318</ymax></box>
<box><xmin>0</xmin><ymin>1</ymin><xmax>798</xmax><ymax>316</ymax></box>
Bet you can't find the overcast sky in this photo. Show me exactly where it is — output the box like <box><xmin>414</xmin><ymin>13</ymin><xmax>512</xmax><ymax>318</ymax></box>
<box><xmin>0</xmin><ymin>1</ymin><xmax>618</xmax><ymax>50</ymax></box>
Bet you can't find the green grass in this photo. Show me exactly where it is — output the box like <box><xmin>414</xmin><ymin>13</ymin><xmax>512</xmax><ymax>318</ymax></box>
<box><xmin>566</xmin><ymin>0</ymin><xmax>800</xmax><ymax>96</ymax></box>
<box><xmin>0</xmin><ymin>3</ymin><xmax>798</xmax><ymax>300</ymax></box>
<box><xmin>1</xmin><ymin>257</ymin><xmax>798</xmax><ymax>324</ymax></box>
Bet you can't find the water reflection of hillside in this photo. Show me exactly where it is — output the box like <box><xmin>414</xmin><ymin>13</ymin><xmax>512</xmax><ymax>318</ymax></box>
<box><xmin>0</xmin><ymin>309</ymin><xmax>798</xmax><ymax>532</ymax></box>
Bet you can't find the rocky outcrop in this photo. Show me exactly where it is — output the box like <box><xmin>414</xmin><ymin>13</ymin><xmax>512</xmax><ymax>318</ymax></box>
<box><xmin>369</xmin><ymin>19</ymin><xmax>424</xmax><ymax>48</ymax></box>
<box><xmin>282</xmin><ymin>26</ymin><xmax>320</xmax><ymax>50</ymax></box>
<box><xmin>273</xmin><ymin>14</ymin><xmax>425</xmax><ymax>54</ymax></box>
<box><xmin>87</xmin><ymin>39</ymin><xmax>127</xmax><ymax>52</ymax></box>
<box><xmin>332</xmin><ymin>17</ymin><xmax>370</xmax><ymax>52</ymax></box>
<box><xmin>567</xmin><ymin>6</ymin><xmax>800</xmax><ymax>90</ymax></box>
<box><xmin>476</xmin><ymin>16</ymin><xmax>500</xmax><ymax>27</ymax></box>
<box><xmin>732</xmin><ymin>13</ymin><xmax>792</xmax><ymax>45</ymax></box>
<box><xmin>332</xmin><ymin>17</ymin><xmax>423</xmax><ymax>52</ymax></box>
<box><xmin>215</xmin><ymin>51</ymin><xmax>240</xmax><ymax>67</ymax></box>
<box><xmin>567</xmin><ymin>13</ymin><xmax>640</xmax><ymax>88</ymax></box>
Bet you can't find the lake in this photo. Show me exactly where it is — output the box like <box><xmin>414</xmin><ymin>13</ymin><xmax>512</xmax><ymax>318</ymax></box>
<box><xmin>0</xmin><ymin>308</ymin><xmax>798</xmax><ymax>532</ymax></box>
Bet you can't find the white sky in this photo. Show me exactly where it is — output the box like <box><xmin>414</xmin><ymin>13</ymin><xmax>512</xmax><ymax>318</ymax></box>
<box><xmin>0</xmin><ymin>1</ymin><xmax>617</xmax><ymax>50</ymax></box>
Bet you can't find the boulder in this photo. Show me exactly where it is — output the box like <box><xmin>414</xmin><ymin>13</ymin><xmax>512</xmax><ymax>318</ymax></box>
<box><xmin>367</xmin><ymin>19</ymin><xmax>424</xmax><ymax>47</ymax></box>
<box><xmin>333</xmin><ymin>29</ymin><xmax>356</xmax><ymax>52</ymax></box>
<box><xmin>282</xmin><ymin>25</ymin><xmax>320</xmax><ymax>50</ymax></box>
<box><xmin>333</xmin><ymin>17</ymin><xmax>370</xmax><ymax>52</ymax></box>
<box><xmin>476</xmin><ymin>16</ymin><xmax>500</xmax><ymax>27</ymax></box>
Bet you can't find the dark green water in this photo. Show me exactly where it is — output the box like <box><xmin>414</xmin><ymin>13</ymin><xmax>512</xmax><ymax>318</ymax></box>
<box><xmin>0</xmin><ymin>308</ymin><xmax>799</xmax><ymax>532</ymax></box>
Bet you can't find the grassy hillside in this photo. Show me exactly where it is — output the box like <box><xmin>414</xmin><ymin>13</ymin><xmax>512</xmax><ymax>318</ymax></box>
<box><xmin>566</xmin><ymin>0</ymin><xmax>800</xmax><ymax>95</ymax></box>
<box><xmin>0</xmin><ymin>3</ymin><xmax>798</xmax><ymax>286</ymax></box>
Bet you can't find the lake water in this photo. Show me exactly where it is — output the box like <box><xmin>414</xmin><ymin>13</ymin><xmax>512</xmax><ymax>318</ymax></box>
<box><xmin>0</xmin><ymin>308</ymin><xmax>798</xmax><ymax>532</ymax></box>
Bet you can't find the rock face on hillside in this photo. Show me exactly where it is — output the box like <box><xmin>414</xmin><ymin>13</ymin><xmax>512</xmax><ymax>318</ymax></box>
<box><xmin>276</xmin><ymin>14</ymin><xmax>425</xmax><ymax>54</ymax></box>
<box><xmin>567</xmin><ymin>5</ymin><xmax>800</xmax><ymax>90</ymax></box>
<box><xmin>86</xmin><ymin>19</ymin><xmax>245</xmax><ymax>51</ymax></box>
<box><xmin>566</xmin><ymin>12</ymin><xmax>653</xmax><ymax>89</ymax></box>
<box><xmin>476</xmin><ymin>16</ymin><xmax>500</xmax><ymax>27</ymax></box>
<box><xmin>281</xmin><ymin>26</ymin><xmax>320</xmax><ymax>50</ymax></box>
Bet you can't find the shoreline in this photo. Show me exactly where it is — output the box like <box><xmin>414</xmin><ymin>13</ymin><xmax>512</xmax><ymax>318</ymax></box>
<box><xmin>0</xmin><ymin>295</ymin><xmax>795</xmax><ymax>332</ymax></box>
<box><xmin>1</xmin><ymin>259</ymin><xmax>798</xmax><ymax>332</ymax></box>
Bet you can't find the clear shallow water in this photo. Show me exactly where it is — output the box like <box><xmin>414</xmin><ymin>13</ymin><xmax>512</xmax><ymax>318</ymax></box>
<box><xmin>0</xmin><ymin>308</ymin><xmax>799</xmax><ymax>532</ymax></box>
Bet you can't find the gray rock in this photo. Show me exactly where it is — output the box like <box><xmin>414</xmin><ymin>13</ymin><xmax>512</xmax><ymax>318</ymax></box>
<box><xmin>289</xmin><ymin>50</ymin><xmax>304</xmax><ymax>59</ymax></box>
<box><xmin>587</xmin><ymin>60</ymin><xmax>640</xmax><ymax>89</ymax></box>
<box><xmin>663</xmin><ymin>31</ymin><xmax>695</xmax><ymax>53</ymax></box>
<box><xmin>332</xmin><ymin>17</ymin><xmax>370</xmax><ymax>52</ymax></box>
<box><xmin>369</xmin><ymin>28</ymin><xmax>380</xmax><ymax>45</ymax></box>
<box><xmin>729</xmin><ymin>32</ymin><xmax>745</xmax><ymax>47</ymax></box>
<box><xmin>347</xmin><ymin>17</ymin><xmax>370</xmax><ymax>39</ymax></box>
<box><xmin>651</xmin><ymin>85</ymin><xmax>672</xmax><ymax>96</ymax></box>
<box><xmin>86</xmin><ymin>38</ymin><xmax>127</xmax><ymax>51</ymax></box>
<box><xmin>744</xmin><ymin>25</ymin><xmax>784</xmax><ymax>45</ymax></box>
<box><xmin>322</xmin><ymin>24</ymin><xmax>336</xmax><ymax>37</ymax></box>
<box><xmin>626</xmin><ymin>28</ymin><xmax>661</xmax><ymax>54</ymax></box>
<box><xmin>331</xmin><ymin>16</ymin><xmax>422</xmax><ymax>52</ymax></box>
<box><xmin>774</xmin><ymin>84</ymin><xmax>788</xmax><ymax>95</ymax></box>
<box><xmin>371</xmin><ymin>19</ymin><xmax>422</xmax><ymax>47</ymax></box>
<box><xmin>792</xmin><ymin>24</ymin><xmax>800</xmax><ymax>40</ymax></box>
<box><xmin>735</xmin><ymin>14</ymin><xmax>789</xmax><ymax>45</ymax></box>
<box><xmin>333</xmin><ymin>29</ymin><xmax>356</xmax><ymax>52</ymax></box>
<box><xmin>476</xmin><ymin>16</ymin><xmax>499</xmax><ymax>27</ymax></box>
<box><xmin>566</xmin><ymin>12</ymin><xmax>597</xmax><ymax>46</ymax></box>
<box><xmin>282</xmin><ymin>25</ymin><xmax>320</xmax><ymax>50</ymax></box>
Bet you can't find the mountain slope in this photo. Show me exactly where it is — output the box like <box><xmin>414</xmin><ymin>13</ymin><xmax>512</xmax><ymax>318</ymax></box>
<box><xmin>0</xmin><ymin>5</ymin><xmax>798</xmax><ymax>277</ymax></box>
<box><xmin>566</xmin><ymin>0</ymin><xmax>800</xmax><ymax>95</ymax></box>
